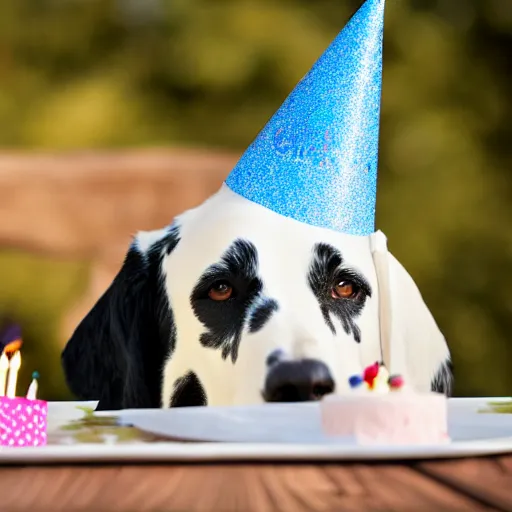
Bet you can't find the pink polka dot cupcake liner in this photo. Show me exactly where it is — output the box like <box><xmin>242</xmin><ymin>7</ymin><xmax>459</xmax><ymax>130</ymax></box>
<box><xmin>0</xmin><ymin>397</ymin><xmax>47</xmax><ymax>447</ymax></box>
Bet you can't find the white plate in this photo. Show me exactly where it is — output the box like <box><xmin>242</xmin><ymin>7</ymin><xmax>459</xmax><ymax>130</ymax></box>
<box><xmin>47</xmin><ymin>401</ymin><xmax>99</xmax><ymax>429</ymax></box>
<box><xmin>116</xmin><ymin>397</ymin><xmax>512</xmax><ymax>445</ymax></box>
<box><xmin>0</xmin><ymin>397</ymin><xmax>511</xmax><ymax>464</ymax></box>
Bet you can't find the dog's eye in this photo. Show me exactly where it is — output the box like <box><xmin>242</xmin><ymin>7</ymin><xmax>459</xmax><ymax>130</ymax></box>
<box><xmin>332</xmin><ymin>280</ymin><xmax>359</xmax><ymax>300</ymax></box>
<box><xmin>208</xmin><ymin>281</ymin><xmax>233</xmax><ymax>301</ymax></box>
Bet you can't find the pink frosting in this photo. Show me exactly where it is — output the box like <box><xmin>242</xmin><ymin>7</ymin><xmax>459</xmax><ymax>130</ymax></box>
<box><xmin>0</xmin><ymin>397</ymin><xmax>48</xmax><ymax>447</ymax></box>
<box><xmin>321</xmin><ymin>392</ymin><xmax>449</xmax><ymax>445</ymax></box>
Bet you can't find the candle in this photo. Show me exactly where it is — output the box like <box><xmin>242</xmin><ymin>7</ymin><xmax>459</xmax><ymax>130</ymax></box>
<box><xmin>6</xmin><ymin>350</ymin><xmax>21</xmax><ymax>398</ymax></box>
<box><xmin>0</xmin><ymin>352</ymin><xmax>8</xmax><ymax>397</ymax></box>
<box><xmin>26</xmin><ymin>371</ymin><xmax>39</xmax><ymax>400</ymax></box>
<box><xmin>372</xmin><ymin>364</ymin><xmax>390</xmax><ymax>394</ymax></box>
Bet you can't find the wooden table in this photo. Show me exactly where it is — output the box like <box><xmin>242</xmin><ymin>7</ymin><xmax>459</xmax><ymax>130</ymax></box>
<box><xmin>1</xmin><ymin>455</ymin><xmax>511</xmax><ymax>512</ymax></box>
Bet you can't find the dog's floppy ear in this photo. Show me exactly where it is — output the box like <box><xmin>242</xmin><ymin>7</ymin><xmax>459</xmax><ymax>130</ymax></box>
<box><xmin>386</xmin><ymin>252</ymin><xmax>453</xmax><ymax>395</ymax></box>
<box><xmin>61</xmin><ymin>226</ymin><xmax>180</xmax><ymax>410</ymax></box>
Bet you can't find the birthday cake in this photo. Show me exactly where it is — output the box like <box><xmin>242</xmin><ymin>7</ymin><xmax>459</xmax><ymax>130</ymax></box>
<box><xmin>0</xmin><ymin>324</ymin><xmax>47</xmax><ymax>447</ymax></box>
<box><xmin>321</xmin><ymin>363</ymin><xmax>449</xmax><ymax>445</ymax></box>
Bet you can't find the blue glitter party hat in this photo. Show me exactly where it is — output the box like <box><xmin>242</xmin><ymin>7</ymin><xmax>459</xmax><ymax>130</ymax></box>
<box><xmin>225</xmin><ymin>0</ymin><xmax>385</xmax><ymax>236</ymax></box>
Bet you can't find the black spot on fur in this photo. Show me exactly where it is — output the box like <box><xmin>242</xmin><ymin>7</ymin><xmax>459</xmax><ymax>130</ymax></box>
<box><xmin>249</xmin><ymin>299</ymin><xmax>279</xmax><ymax>333</ymax></box>
<box><xmin>170</xmin><ymin>371</ymin><xmax>207</xmax><ymax>407</ymax></box>
<box><xmin>190</xmin><ymin>239</ymin><xmax>263</xmax><ymax>363</ymax></box>
<box><xmin>61</xmin><ymin>224</ymin><xmax>180</xmax><ymax>411</ymax></box>
<box><xmin>307</xmin><ymin>243</ymin><xmax>371</xmax><ymax>343</ymax></box>
<box><xmin>431</xmin><ymin>360</ymin><xmax>454</xmax><ymax>396</ymax></box>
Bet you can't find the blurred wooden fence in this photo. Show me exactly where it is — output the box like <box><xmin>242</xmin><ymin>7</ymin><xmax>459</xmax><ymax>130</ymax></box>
<box><xmin>0</xmin><ymin>148</ymin><xmax>238</xmax><ymax>345</ymax></box>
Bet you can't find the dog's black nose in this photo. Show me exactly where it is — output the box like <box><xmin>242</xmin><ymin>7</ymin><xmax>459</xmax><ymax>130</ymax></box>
<box><xmin>262</xmin><ymin>358</ymin><xmax>335</xmax><ymax>402</ymax></box>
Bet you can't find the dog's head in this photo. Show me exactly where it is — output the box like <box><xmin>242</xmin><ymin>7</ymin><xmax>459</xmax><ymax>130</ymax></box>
<box><xmin>62</xmin><ymin>185</ymin><xmax>452</xmax><ymax>410</ymax></box>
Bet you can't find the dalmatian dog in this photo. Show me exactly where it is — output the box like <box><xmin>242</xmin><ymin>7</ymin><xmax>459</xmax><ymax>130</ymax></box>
<box><xmin>61</xmin><ymin>184</ymin><xmax>452</xmax><ymax>411</ymax></box>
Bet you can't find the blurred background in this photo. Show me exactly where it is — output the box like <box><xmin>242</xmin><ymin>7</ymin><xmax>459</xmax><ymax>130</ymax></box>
<box><xmin>0</xmin><ymin>0</ymin><xmax>510</xmax><ymax>400</ymax></box>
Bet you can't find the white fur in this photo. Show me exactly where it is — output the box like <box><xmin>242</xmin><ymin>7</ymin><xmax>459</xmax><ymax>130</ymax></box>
<box><xmin>133</xmin><ymin>184</ymin><xmax>452</xmax><ymax>408</ymax></box>
<box><xmin>134</xmin><ymin>227</ymin><xmax>170</xmax><ymax>255</ymax></box>
<box><xmin>386</xmin><ymin>253</ymin><xmax>450</xmax><ymax>390</ymax></box>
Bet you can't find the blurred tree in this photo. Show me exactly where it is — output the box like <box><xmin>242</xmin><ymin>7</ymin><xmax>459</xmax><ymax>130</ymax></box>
<box><xmin>0</xmin><ymin>0</ymin><xmax>510</xmax><ymax>397</ymax></box>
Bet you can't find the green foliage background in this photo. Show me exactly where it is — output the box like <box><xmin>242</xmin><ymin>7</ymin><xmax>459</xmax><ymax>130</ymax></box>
<box><xmin>0</xmin><ymin>0</ymin><xmax>511</xmax><ymax>398</ymax></box>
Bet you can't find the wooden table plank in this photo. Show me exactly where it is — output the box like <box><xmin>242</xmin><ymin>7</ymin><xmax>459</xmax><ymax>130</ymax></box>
<box><xmin>0</xmin><ymin>461</ymin><xmax>500</xmax><ymax>512</ymax></box>
<box><xmin>417</xmin><ymin>455</ymin><xmax>512</xmax><ymax>512</ymax></box>
<box><xmin>324</xmin><ymin>463</ymin><xmax>494</xmax><ymax>511</ymax></box>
